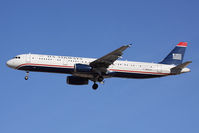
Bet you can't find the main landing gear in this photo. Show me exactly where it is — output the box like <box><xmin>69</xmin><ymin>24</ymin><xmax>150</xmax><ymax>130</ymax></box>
<box><xmin>91</xmin><ymin>74</ymin><xmax>105</xmax><ymax>90</ymax></box>
<box><xmin>92</xmin><ymin>83</ymin><xmax>98</xmax><ymax>90</ymax></box>
<box><xmin>25</xmin><ymin>72</ymin><xmax>29</xmax><ymax>80</ymax></box>
<box><xmin>98</xmin><ymin>76</ymin><xmax>104</xmax><ymax>82</ymax></box>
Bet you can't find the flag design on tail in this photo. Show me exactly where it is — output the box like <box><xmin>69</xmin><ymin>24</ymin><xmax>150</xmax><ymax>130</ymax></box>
<box><xmin>160</xmin><ymin>42</ymin><xmax>187</xmax><ymax>65</ymax></box>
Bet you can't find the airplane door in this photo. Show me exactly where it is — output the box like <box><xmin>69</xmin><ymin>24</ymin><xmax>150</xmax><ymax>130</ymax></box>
<box><xmin>26</xmin><ymin>53</ymin><xmax>31</xmax><ymax>63</ymax></box>
<box><xmin>63</xmin><ymin>58</ymin><xmax>68</xmax><ymax>66</ymax></box>
<box><xmin>157</xmin><ymin>64</ymin><xmax>162</xmax><ymax>73</ymax></box>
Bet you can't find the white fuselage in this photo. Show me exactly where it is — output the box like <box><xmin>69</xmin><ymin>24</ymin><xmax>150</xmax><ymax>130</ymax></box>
<box><xmin>6</xmin><ymin>54</ymin><xmax>190</xmax><ymax>79</ymax></box>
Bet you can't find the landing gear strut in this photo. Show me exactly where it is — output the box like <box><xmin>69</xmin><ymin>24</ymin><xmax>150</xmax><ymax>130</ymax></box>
<box><xmin>25</xmin><ymin>72</ymin><xmax>29</xmax><ymax>80</ymax></box>
<box><xmin>92</xmin><ymin>83</ymin><xmax>98</xmax><ymax>90</ymax></box>
<box><xmin>98</xmin><ymin>76</ymin><xmax>104</xmax><ymax>82</ymax></box>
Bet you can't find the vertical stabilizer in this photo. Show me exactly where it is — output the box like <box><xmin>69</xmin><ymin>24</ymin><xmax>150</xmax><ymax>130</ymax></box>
<box><xmin>160</xmin><ymin>42</ymin><xmax>187</xmax><ymax>65</ymax></box>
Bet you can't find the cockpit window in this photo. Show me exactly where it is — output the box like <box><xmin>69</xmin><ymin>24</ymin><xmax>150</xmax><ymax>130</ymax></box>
<box><xmin>13</xmin><ymin>56</ymin><xmax>20</xmax><ymax>59</ymax></box>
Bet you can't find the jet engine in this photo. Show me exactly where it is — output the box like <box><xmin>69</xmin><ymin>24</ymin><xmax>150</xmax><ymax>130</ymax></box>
<box><xmin>74</xmin><ymin>64</ymin><xmax>92</xmax><ymax>73</ymax></box>
<box><xmin>67</xmin><ymin>76</ymin><xmax>89</xmax><ymax>85</ymax></box>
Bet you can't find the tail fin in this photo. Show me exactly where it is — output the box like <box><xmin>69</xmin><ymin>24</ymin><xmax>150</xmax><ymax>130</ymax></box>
<box><xmin>160</xmin><ymin>42</ymin><xmax>187</xmax><ymax>65</ymax></box>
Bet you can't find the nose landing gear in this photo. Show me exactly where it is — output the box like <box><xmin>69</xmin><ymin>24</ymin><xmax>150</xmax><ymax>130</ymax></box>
<box><xmin>25</xmin><ymin>72</ymin><xmax>29</xmax><ymax>80</ymax></box>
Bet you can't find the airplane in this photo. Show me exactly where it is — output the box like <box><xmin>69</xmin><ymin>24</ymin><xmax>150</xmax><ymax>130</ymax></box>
<box><xmin>6</xmin><ymin>42</ymin><xmax>191</xmax><ymax>90</ymax></box>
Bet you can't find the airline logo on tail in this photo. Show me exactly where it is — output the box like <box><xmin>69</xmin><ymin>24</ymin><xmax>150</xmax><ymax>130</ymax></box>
<box><xmin>160</xmin><ymin>42</ymin><xmax>188</xmax><ymax>65</ymax></box>
<box><xmin>173</xmin><ymin>42</ymin><xmax>187</xmax><ymax>60</ymax></box>
<box><xmin>173</xmin><ymin>53</ymin><xmax>182</xmax><ymax>60</ymax></box>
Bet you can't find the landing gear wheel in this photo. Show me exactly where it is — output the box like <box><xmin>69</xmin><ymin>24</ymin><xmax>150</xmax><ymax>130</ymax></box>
<box><xmin>25</xmin><ymin>76</ymin><xmax>28</xmax><ymax>80</ymax></box>
<box><xmin>98</xmin><ymin>76</ymin><xmax>104</xmax><ymax>82</ymax></box>
<box><xmin>25</xmin><ymin>72</ymin><xmax>29</xmax><ymax>80</ymax></box>
<box><xmin>92</xmin><ymin>83</ymin><xmax>98</xmax><ymax>90</ymax></box>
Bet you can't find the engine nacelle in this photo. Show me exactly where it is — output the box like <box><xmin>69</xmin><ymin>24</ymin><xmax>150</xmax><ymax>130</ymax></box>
<box><xmin>74</xmin><ymin>64</ymin><xmax>92</xmax><ymax>73</ymax></box>
<box><xmin>67</xmin><ymin>76</ymin><xmax>89</xmax><ymax>85</ymax></box>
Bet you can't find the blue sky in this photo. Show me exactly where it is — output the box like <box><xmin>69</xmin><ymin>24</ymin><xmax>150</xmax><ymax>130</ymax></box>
<box><xmin>0</xmin><ymin>0</ymin><xmax>198</xmax><ymax>133</ymax></box>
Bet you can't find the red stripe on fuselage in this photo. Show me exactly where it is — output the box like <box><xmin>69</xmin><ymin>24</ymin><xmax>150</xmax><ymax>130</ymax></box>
<box><xmin>16</xmin><ymin>63</ymin><xmax>74</xmax><ymax>70</ymax></box>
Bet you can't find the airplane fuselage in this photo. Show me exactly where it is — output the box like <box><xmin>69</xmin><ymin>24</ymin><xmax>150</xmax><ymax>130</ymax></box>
<box><xmin>6</xmin><ymin>53</ymin><xmax>190</xmax><ymax>79</ymax></box>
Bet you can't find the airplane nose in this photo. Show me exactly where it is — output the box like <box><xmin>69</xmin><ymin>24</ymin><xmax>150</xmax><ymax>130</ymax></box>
<box><xmin>6</xmin><ymin>60</ymin><xmax>14</xmax><ymax>68</ymax></box>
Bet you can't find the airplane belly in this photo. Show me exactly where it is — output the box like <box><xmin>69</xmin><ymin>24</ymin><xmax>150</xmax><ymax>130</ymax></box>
<box><xmin>18</xmin><ymin>65</ymin><xmax>74</xmax><ymax>74</ymax></box>
<box><xmin>109</xmin><ymin>71</ymin><xmax>164</xmax><ymax>79</ymax></box>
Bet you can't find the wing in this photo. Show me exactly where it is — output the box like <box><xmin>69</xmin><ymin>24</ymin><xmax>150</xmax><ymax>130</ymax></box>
<box><xmin>90</xmin><ymin>44</ymin><xmax>132</xmax><ymax>68</ymax></box>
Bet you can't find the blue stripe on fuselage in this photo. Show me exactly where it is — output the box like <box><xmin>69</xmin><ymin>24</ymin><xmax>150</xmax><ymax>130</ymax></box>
<box><xmin>18</xmin><ymin>65</ymin><xmax>74</xmax><ymax>74</ymax></box>
<box><xmin>108</xmin><ymin>72</ymin><xmax>164</xmax><ymax>79</ymax></box>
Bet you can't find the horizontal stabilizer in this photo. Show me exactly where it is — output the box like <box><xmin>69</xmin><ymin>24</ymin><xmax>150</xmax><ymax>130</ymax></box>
<box><xmin>170</xmin><ymin>61</ymin><xmax>192</xmax><ymax>75</ymax></box>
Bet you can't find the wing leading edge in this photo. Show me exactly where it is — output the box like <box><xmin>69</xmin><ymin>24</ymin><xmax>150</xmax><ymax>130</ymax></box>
<box><xmin>90</xmin><ymin>44</ymin><xmax>132</xmax><ymax>68</ymax></box>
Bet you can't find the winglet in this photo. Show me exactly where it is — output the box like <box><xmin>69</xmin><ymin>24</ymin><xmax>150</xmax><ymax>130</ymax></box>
<box><xmin>177</xmin><ymin>42</ymin><xmax>187</xmax><ymax>47</ymax></box>
<box><xmin>127</xmin><ymin>44</ymin><xmax>132</xmax><ymax>47</ymax></box>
